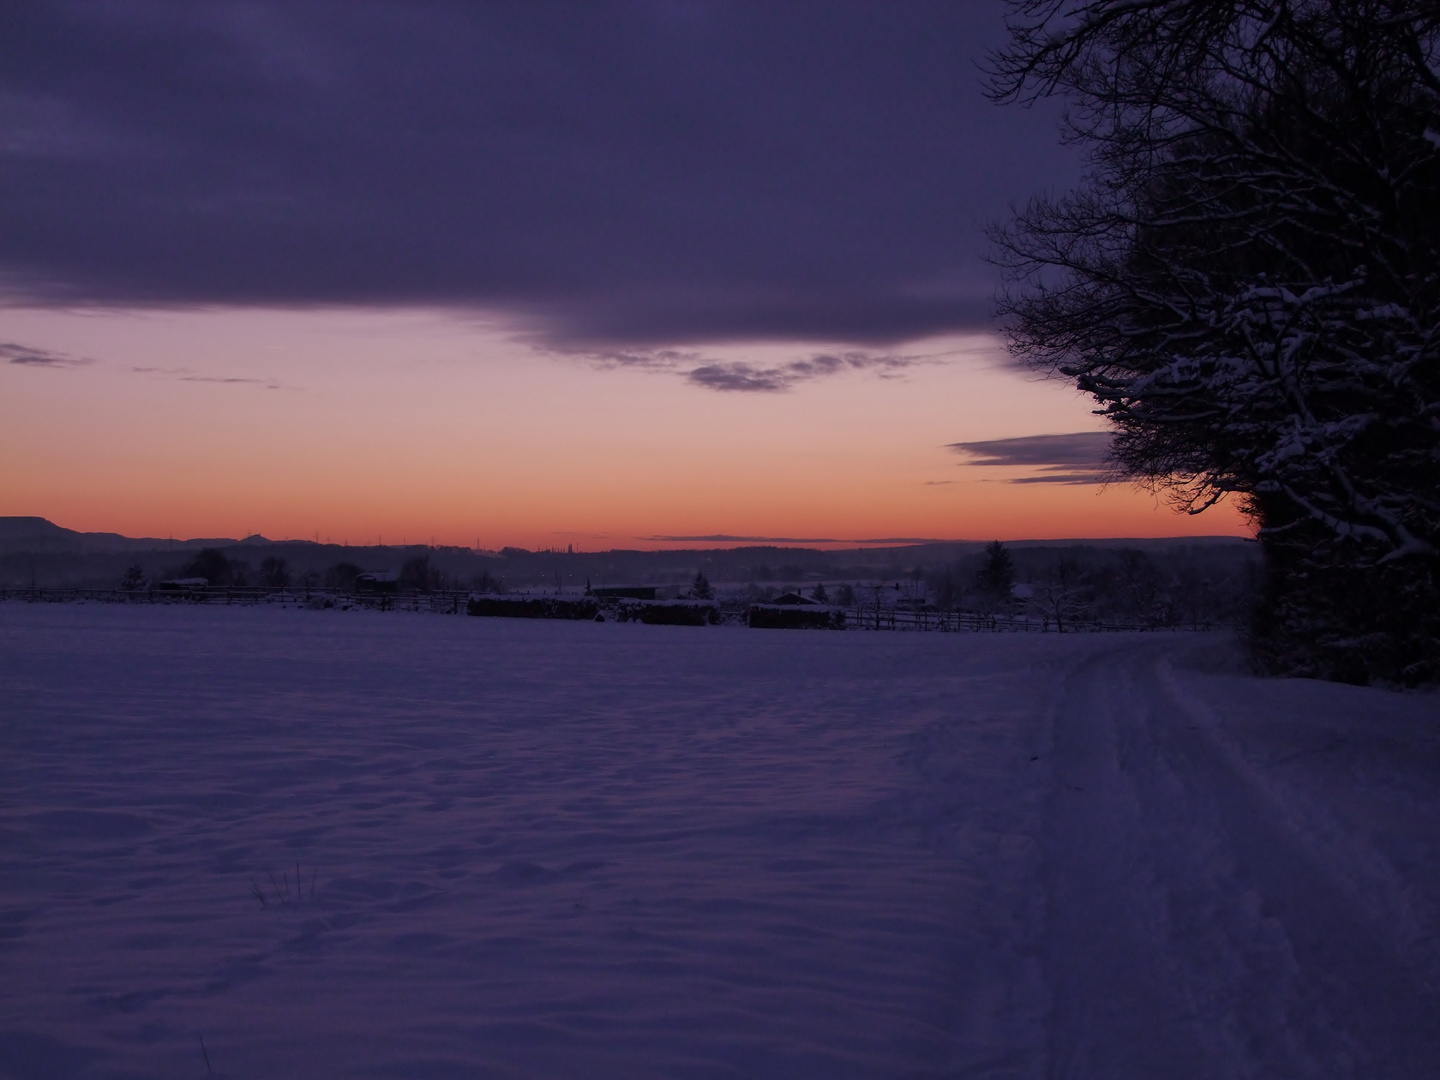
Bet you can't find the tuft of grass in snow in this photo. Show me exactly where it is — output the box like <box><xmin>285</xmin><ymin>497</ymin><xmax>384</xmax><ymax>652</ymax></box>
<box><xmin>249</xmin><ymin>862</ymin><xmax>317</xmax><ymax>908</ymax></box>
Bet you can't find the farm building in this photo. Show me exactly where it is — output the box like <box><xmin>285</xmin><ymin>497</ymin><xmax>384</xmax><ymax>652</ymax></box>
<box><xmin>467</xmin><ymin>594</ymin><xmax>601</xmax><ymax>620</ymax></box>
<box><xmin>748</xmin><ymin>603</ymin><xmax>845</xmax><ymax>630</ymax></box>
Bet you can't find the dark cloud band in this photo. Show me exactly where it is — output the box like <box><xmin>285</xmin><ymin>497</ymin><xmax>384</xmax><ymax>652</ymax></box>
<box><xmin>1</xmin><ymin>342</ymin><xmax>93</xmax><ymax>368</ymax></box>
<box><xmin>0</xmin><ymin>2</ymin><xmax>1074</xmax><ymax>347</ymax></box>
<box><xmin>686</xmin><ymin>351</ymin><xmax>922</xmax><ymax>393</ymax></box>
<box><xmin>949</xmin><ymin>432</ymin><xmax>1114</xmax><ymax>484</ymax></box>
<box><xmin>131</xmin><ymin>365</ymin><xmax>290</xmax><ymax>390</ymax></box>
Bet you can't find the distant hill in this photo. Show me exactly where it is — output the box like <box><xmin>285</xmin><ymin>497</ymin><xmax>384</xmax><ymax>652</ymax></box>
<box><xmin>0</xmin><ymin>516</ymin><xmax>1256</xmax><ymax>591</ymax></box>
<box><xmin>0</xmin><ymin>517</ymin><xmax>235</xmax><ymax>555</ymax></box>
<box><xmin>0</xmin><ymin>516</ymin><xmax>73</xmax><ymax>546</ymax></box>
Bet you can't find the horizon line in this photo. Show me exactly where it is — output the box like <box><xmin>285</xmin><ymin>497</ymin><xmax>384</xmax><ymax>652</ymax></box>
<box><xmin>1</xmin><ymin>515</ymin><xmax>1254</xmax><ymax>554</ymax></box>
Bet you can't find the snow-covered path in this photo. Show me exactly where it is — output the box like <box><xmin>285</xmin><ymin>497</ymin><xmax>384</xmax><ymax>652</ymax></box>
<box><xmin>0</xmin><ymin>605</ymin><xmax>1436</xmax><ymax>1079</ymax></box>
<box><xmin>1038</xmin><ymin>643</ymin><xmax>1440</xmax><ymax>1078</ymax></box>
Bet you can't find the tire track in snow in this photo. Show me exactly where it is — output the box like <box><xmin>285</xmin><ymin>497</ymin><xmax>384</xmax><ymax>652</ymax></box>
<box><xmin>1145</xmin><ymin>655</ymin><xmax>1440</xmax><ymax>1078</ymax></box>
<box><xmin>1038</xmin><ymin>640</ymin><xmax>1440</xmax><ymax>1079</ymax></box>
<box><xmin>1038</xmin><ymin>645</ymin><xmax>1222</xmax><ymax>1079</ymax></box>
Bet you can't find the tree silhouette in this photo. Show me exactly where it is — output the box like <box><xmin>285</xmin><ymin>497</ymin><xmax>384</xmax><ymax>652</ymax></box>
<box><xmin>184</xmin><ymin>548</ymin><xmax>233</xmax><ymax>585</ymax></box>
<box><xmin>400</xmin><ymin>555</ymin><xmax>439</xmax><ymax>593</ymax></box>
<box><xmin>325</xmin><ymin>562</ymin><xmax>362</xmax><ymax>591</ymax></box>
<box><xmin>990</xmin><ymin>0</ymin><xmax>1440</xmax><ymax>682</ymax></box>
<box><xmin>975</xmin><ymin>541</ymin><xmax>1016</xmax><ymax>611</ymax></box>
<box><xmin>260</xmin><ymin>556</ymin><xmax>290</xmax><ymax>588</ymax></box>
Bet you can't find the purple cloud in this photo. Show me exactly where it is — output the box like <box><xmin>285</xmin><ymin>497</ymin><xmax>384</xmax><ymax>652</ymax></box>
<box><xmin>686</xmin><ymin>351</ymin><xmax>922</xmax><ymax>393</ymax></box>
<box><xmin>0</xmin><ymin>3</ymin><xmax>1077</xmax><ymax>347</ymax></box>
<box><xmin>949</xmin><ymin>432</ymin><xmax>1114</xmax><ymax>484</ymax></box>
<box><xmin>1</xmin><ymin>341</ymin><xmax>93</xmax><ymax>368</ymax></box>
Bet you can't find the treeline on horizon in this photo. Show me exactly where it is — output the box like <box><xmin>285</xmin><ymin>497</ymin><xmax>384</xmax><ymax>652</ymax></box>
<box><xmin>2</xmin><ymin>533</ymin><xmax>1258</xmax><ymax>632</ymax></box>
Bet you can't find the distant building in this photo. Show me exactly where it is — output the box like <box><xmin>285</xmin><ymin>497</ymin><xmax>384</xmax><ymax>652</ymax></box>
<box><xmin>768</xmin><ymin>592</ymin><xmax>815</xmax><ymax>605</ymax></box>
<box><xmin>355</xmin><ymin>571</ymin><xmax>399</xmax><ymax>594</ymax></box>
<box><xmin>895</xmin><ymin>597</ymin><xmax>938</xmax><ymax>612</ymax></box>
<box><xmin>468</xmin><ymin>594</ymin><xmax>601</xmax><ymax>620</ymax></box>
<box><xmin>616</xmin><ymin>598</ymin><xmax>720</xmax><ymax>626</ymax></box>
<box><xmin>589</xmin><ymin>585</ymin><xmax>657</xmax><ymax>600</ymax></box>
<box><xmin>156</xmin><ymin>577</ymin><xmax>209</xmax><ymax>591</ymax></box>
<box><xmin>748</xmin><ymin>603</ymin><xmax>844</xmax><ymax>630</ymax></box>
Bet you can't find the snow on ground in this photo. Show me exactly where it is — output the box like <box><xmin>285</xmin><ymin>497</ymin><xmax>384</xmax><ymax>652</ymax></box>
<box><xmin>1</xmin><ymin>603</ymin><xmax>1437</xmax><ymax>1079</ymax></box>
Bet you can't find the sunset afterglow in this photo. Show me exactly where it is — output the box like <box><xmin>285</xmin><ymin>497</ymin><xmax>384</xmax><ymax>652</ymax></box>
<box><xmin>1</xmin><ymin>306</ymin><xmax>1247</xmax><ymax>547</ymax></box>
<box><xmin>0</xmin><ymin>2</ymin><xmax>1251</xmax><ymax>549</ymax></box>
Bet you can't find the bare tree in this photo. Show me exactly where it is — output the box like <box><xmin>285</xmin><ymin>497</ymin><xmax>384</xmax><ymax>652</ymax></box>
<box><xmin>260</xmin><ymin>556</ymin><xmax>290</xmax><ymax>588</ymax></box>
<box><xmin>1031</xmin><ymin>556</ymin><xmax>1093</xmax><ymax>632</ymax></box>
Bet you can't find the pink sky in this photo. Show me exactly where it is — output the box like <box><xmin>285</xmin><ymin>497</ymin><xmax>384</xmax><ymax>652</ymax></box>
<box><xmin>2</xmin><ymin>306</ymin><xmax>1250</xmax><ymax>548</ymax></box>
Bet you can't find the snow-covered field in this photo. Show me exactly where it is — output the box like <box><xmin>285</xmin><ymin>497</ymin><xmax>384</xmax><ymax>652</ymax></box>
<box><xmin>2</xmin><ymin>603</ymin><xmax>1437</xmax><ymax>1079</ymax></box>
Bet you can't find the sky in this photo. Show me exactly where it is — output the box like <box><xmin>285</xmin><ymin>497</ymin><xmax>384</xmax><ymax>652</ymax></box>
<box><xmin>0</xmin><ymin>0</ymin><xmax>1249</xmax><ymax>549</ymax></box>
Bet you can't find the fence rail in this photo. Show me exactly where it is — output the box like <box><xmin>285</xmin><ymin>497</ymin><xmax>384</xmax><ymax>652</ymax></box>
<box><xmin>836</xmin><ymin>605</ymin><xmax>1200</xmax><ymax>633</ymax></box>
<box><xmin>0</xmin><ymin>586</ymin><xmax>472</xmax><ymax>613</ymax></box>
<box><xmin>0</xmin><ymin>587</ymin><xmax>1212</xmax><ymax>632</ymax></box>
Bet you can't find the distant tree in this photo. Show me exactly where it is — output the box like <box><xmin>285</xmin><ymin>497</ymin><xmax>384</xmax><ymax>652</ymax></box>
<box><xmin>120</xmin><ymin>564</ymin><xmax>146</xmax><ymax>591</ymax></box>
<box><xmin>400</xmin><ymin>555</ymin><xmax>440</xmax><ymax>593</ymax></box>
<box><xmin>1115</xmin><ymin>550</ymin><xmax>1163</xmax><ymax>626</ymax></box>
<box><xmin>691</xmin><ymin>571</ymin><xmax>713</xmax><ymax>599</ymax></box>
<box><xmin>184</xmin><ymin>548</ymin><xmax>233</xmax><ymax>585</ymax></box>
<box><xmin>835</xmin><ymin>582</ymin><xmax>856</xmax><ymax>608</ymax></box>
<box><xmin>325</xmin><ymin>562</ymin><xmax>362</xmax><ymax>591</ymax></box>
<box><xmin>474</xmin><ymin>570</ymin><xmax>501</xmax><ymax>594</ymax></box>
<box><xmin>811</xmin><ymin>582</ymin><xmax>829</xmax><ymax>603</ymax></box>
<box><xmin>1032</xmin><ymin>556</ymin><xmax>1092</xmax><ymax>633</ymax></box>
<box><xmin>975</xmin><ymin>541</ymin><xmax>1016</xmax><ymax>610</ymax></box>
<box><xmin>260</xmin><ymin>555</ymin><xmax>290</xmax><ymax>588</ymax></box>
<box><xmin>925</xmin><ymin>564</ymin><xmax>960</xmax><ymax>612</ymax></box>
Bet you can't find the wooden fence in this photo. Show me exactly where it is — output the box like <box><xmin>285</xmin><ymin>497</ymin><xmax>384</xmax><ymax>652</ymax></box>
<box><xmin>834</xmin><ymin>605</ymin><xmax>1180</xmax><ymax>633</ymax></box>
<box><xmin>0</xmin><ymin>586</ymin><xmax>471</xmax><ymax>614</ymax></box>
<box><xmin>0</xmin><ymin>587</ymin><xmax>1204</xmax><ymax>632</ymax></box>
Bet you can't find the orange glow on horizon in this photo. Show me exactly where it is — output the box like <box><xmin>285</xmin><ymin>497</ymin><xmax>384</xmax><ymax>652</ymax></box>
<box><xmin>2</xmin><ymin>307</ymin><xmax>1252</xmax><ymax>550</ymax></box>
